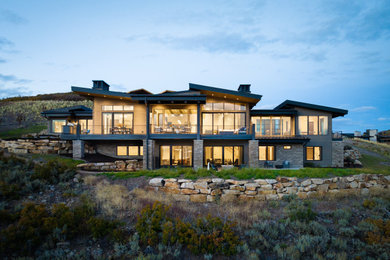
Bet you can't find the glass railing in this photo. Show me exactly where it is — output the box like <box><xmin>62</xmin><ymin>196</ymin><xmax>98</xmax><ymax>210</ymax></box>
<box><xmin>201</xmin><ymin>125</ymin><xmax>248</xmax><ymax>135</ymax></box>
<box><xmin>150</xmin><ymin>124</ymin><xmax>197</xmax><ymax>134</ymax></box>
<box><xmin>62</xmin><ymin>125</ymin><xmax>147</xmax><ymax>135</ymax></box>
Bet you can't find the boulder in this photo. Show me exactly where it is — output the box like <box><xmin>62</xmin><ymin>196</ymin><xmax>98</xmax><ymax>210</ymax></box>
<box><xmin>190</xmin><ymin>194</ymin><xmax>207</xmax><ymax>203</ymax></box>
<box><xmin>181</xmin><ymin>182</ymin><xmax>195</xmax><ymax>189</ymax></box>
<box><xmin>149</xmin><ymin>178</ymin><xmax>165</xmax><ymax>187</ymax></box>
<box><xmin>245</xmin><ymin>183</ymin><xmax>260</xmax><ymax>191</ymax></box>
<box><xmin>181</xmin><ymin>189</ymin><xmax>200</xmax><ymax>195</ymax></box>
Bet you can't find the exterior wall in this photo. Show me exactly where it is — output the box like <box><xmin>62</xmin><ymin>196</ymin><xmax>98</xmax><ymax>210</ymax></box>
<box><xmin>193</xmin><ymin>140</ymin><xmax>204</xmax><ymax>170</ymax></box>
<box><xmin>148</xmin><ymin>139</ymin><xmax>155</xmax><ymax>169</ymax></box>
<box><xmin>92</xmin><ymin>97</ymin><xmax>146</xmax><ymax>135</ymax></box>
<box><xmin>332</xmin><ymin>141</ymin><xmax>344</xmax><ymax>167</ymax></box>
<box><xmin>294</xmin><ymin>107</ymin><xmax>333</xmax><ymax>167</ymax></box>
<box><xmin>257</xmin><ymin>144</ymin><xmax>303</xmax><ymax>168</ymax></box>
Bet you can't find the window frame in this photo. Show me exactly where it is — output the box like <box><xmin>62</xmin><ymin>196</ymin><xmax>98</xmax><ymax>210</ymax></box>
<box><xmin>102</xmin><ymin>112</ymin><xmax>134</xmax><ymax>134</ymax></box>
<box><xmin>306</xmin><ymin>146</ymin><xmax>322</xmax><ymax>161</ymax></box>
<box><xmin>51</xmin><ymin>119</ymin><xmax>67</xmax><ymax>133</ymax></box>
<box><xmin>298</xmin><ymin>116</ymin><xmax>328</xmax><ymax>136</ymax></box>
<box><xmin>116</xmin><ymin>145</ymin><xmax>143</xmax><ymax>156</ymax></box>
<box><xmin>159</xmin><ymin>145</ymin><xmax>193</xmax><ymax>167</ymax></box>
<box><xmin>204</xmin><ymin>145</ymin><xmax>244</xmax><ymax>166</ymax></box>
<box><xmin>201</xmin><ymin>112</ymin><xmax>246</xmax><ymax>134</ymax></box>
<box><xmin>258</xmin><ymin>145</ymin><xmax>276</xmax><ymax>161</ymax></box>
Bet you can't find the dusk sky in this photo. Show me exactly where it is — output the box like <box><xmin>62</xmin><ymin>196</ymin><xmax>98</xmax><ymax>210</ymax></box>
<box><xmin>0</xmin><ymin>0</ymin><xmax>389</xmax><ymax>132</ymax></box>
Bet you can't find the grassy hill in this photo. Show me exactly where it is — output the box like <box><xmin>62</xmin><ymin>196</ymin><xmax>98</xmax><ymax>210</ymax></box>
<box><xmin>0</xmin><ymin>92</ymin><xmax>92</xmax><ymax>139</ymax></box>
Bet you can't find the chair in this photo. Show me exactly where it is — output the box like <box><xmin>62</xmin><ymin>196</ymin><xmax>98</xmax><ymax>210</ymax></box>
<box><xmin>283</xmin><ymin>160</ymin><xmax>290</xmax><ymax>168</ymax></box>
<box><xmin>264</xmin><ymin>161</ymin><xmax>274</xmax><ymax>168</ymax></box>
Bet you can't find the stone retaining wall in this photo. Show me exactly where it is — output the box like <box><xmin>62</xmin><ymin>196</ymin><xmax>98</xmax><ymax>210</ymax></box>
<box><xmin>77</xmin><ymin>160</ymin><xmax>143</xmax><ymax>171</ymax></box>
<box><xmin>148</xmin><ymin>174</ymin><xmax>390</xmax><ymax>202</ymax></box>
<box><xmin>0</xmin><ymin>138</ymin><xmax>95</xmax><ymax>155</ymax></box>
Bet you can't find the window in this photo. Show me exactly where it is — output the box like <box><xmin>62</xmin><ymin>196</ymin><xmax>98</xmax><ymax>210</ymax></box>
<box><xmin>160</xmin><ymin>145</ymin><xmax>192</xmax><ymax>167</ymax></box>
<box><xmin>259</xmin><ymin>146</ymin><xmax>275</xmax><ymax>161</ymax></box>
<box><xmin>201</xmin><ymin>102</ymin><xmax>246</xmax><ymax>111</ymax></box>
<box><xmin>299</xmin><ymin>116</ymin><xmax>328</xmax><ymax>136</ymax></box>
<box><xmin>204</xmin><ymin>146</ymin><xmax>243</xmax><ymax>166</ymax></box>
<box><xmin>251</xmin><ymin>116</ymin><xmax>293</xmax><ymax>136</ymax></box>
<box><xmin>102</xmin><ymin>105</ymin><xmax>134</xmax><ymax>111</ymax></box>
<box><xmin>151</xmin><ymin>106</ymin><xmax>197</xmax><ymax>134</ymax></box>
<box><xmin>116</xmin><ymin>145</ymin><xmax>143</xmax><ymax>156</ymax></box>
<box><xmin>202</xmin><ymin>112</ymin><xmax>246</xmax><ymax>134</ymax></box>
<box><xmin>306</xmin><ymin>146</ymin><xmax>321</xmax><ymax>161</ymax></box>
<box><xmin>283</xmin><ymin>145</ymin><xmax>291</xmax><ymax>150</ymax></box>
<box><xmin>78</xmin><ymin>119</ymin><xmax>93</xmax><ymax>133</ymax></box>
<box><xmin>103</xmin><ymin>112</ymin><xmax>133</xmax><ymax>134</ymax></box>
<box><xmin>52</xmin><ymin>120</ymin><xmax>66</xmax><ymax>133</ymax></box>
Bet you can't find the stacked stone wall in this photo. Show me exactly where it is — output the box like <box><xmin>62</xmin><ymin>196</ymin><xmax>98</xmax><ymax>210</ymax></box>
<box><xmin>77</xmin><ymin>160</ymin><xmax>142</xmax><ymax>171</ymax></box>
<box><xmin>149</xmin><ymin>174</ymin><xmax>390</xmax><ymax>202</ymax></box>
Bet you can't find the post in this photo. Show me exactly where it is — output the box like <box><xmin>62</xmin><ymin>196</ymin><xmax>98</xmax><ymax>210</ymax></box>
<box><xmin>248</xmin><ymin>140</ymin><xmax>259</xmax><ymax>168</ymax></box>
<box><xmin>193</xmin><ymin>139</ymin><xmax>203</xmax><ymax>170</ymax></box>
<box><xmin>197</xmin><ymin>102</ymin><xmax>201</xmax><ymax>139</ymax></box>
<box><xmin>72</xmin><ymin>140</ymin><xmax>85</xmax><ymax>159</ymax></box>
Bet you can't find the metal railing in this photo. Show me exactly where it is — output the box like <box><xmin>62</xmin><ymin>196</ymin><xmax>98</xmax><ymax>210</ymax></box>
<box><xmin>201</xmin><ymin>125</ymin><xmax>248</xmax><ymax>135</ymax></box>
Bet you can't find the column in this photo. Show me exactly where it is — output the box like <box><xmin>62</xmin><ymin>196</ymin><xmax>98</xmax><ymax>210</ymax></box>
<box><xmin>248</xmin><ymin>140</ymin><xmax>259</xmax><ymax>168</ymax></box>
<box><xmin>147</xmin><ymin>139</ymin><xmax>155</xmax><ymax>170</ymax></box>
<box><xmin>72</xmin><ymin>140</ymin><xmax>85</xmax><ymax>159</ymax></box>
<box><xmin>193</xmin><ymin>139</ymin><xmax>203</xmax><ymax>170</ymax></box>
<box><xmin>142</xmin><ymin>139</ymin><xmax>148</xmax><ymax>170</ymax></box>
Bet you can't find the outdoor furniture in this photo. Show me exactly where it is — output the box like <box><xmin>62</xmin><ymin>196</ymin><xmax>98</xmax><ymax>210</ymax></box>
<box><xmin>219</xmin><ymin>130</ymin><xmax>235</xmax><ymax>135</ymax></box>
<box><xmin>283</xmin><ymin>160</ymin><xmax>290</xmax><ymax>168</ymax></box>
<box><xmin>264</xmin><ymin>161</ymin><xmax>274</xmax><ymax>168</ymax></box>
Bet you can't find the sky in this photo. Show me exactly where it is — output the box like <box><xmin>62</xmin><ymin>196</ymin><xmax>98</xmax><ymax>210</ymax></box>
<box><xmin>0</xmin><ymin>0</ymin><xmax>389</xmax><ymax>133</ymax></box>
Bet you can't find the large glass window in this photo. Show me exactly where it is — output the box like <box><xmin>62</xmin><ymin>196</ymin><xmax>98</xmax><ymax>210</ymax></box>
<box><xmin>103</xmin><ymin>112</ymin><xmax>133</xmax><ymax>134</ymax></box>
<box><xmin>151</xmin><ymin>106</ymin><xmax>196</xmax><ymax>134</ymax></box>
<box><xmin>306</xmin><ymin>146</ymin><xmax>321</xmax><ymax>161</ymax></box>
<box><xmin>204</xmin><ymin>146</ymin><xmax>243</xmax><ymax>166</ymax></box>
<box><xmin>259</xmin><ymin>146</ymin><xmax>275</xmax><ymax>161</ymax></box>
<box><xmin>319</xmin><ymin>116</ymin><xmax>328</xmax><ymax>135</ymax></box>
<box><xmin>298</xmin><ymin>116</ymin><xmax>308</xmax><ymax>135</ymax></box>
<box><xmin>79</xmin><ymin>119</ymin><xmax>93</xmax><ymax>134</ymax></box>
<box><xmin>201</xmin><ymin>102</ymin><xmax>246</xmax><ymax>111</ymax></box>
<box><xmin>160</xmin><ymin>145</ymin><xmax>192</xmax><ymax>167</ymax></box>
<box><xmin>252</xmin><ymin>116</ymin><xmax>293</xmax><ymax>136</ymax></box>
<box><xmin>116</xmin><ymin>145</ymin><xmax>143</xmax><ymax>156</ymax></box>
<box><xmin>52</xmin><ymin>119</ymin><xmax>66</xmax><ymax>133</ymax></box>
<box><xmin>202</xmin><ymin>112</ymin><xmax>246</xmax><ymax>134</ymax></box>
<box><xmin>299</xmin><ymin>116</ymin><xmax>328</xmax><ymax>136</ymax></box>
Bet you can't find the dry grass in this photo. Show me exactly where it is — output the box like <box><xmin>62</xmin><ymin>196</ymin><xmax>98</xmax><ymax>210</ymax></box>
<box><xmin>95</xmin><ymin>182</ymin><xmax>133</xmax><ymax>217</ymax></box>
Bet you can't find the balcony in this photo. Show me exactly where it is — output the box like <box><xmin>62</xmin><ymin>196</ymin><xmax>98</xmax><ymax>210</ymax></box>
<box><xmin>60</xmin><ymin>124</ymin><xmax>147</xmax><ymax>140</ymax></box>
<box><xmin>150</xmin><ymin>124</ymin><xmax>196</xmax><ymax>134</ymax></box>
<box><xmin>201</xmin><ymin>125</ymin><xmax>248</xmax><ymax>135</ymax></box>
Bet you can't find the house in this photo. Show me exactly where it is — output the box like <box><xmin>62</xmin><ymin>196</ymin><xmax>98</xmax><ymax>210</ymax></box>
<box><xmin>41</xmin><ymin>80</ymin><xmax>348</xmax><ymax>169</ymax></box>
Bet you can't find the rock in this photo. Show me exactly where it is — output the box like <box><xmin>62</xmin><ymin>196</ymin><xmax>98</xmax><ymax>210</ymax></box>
<box><xmin>199</xmin><ymin>188</ymin><xmax>211</xmax><ymax>194</ymax></box>
<box><xmin>245</xmin><ymin>190</ymin><xmax>257</xmax><ymax>195</ymax></box>
<box><xmin>361</xmin><ymin>188</ymin><xmax>370</xmax><ymax>196</ymax></box>
<box><xmin>165</xmin><ymin>178</ymin><xmax>177</xmax><ymax>182</ymax></box>
<box><xmin>304</xmin><ymin>184</ymin><xmax>317</xmax><ymax>192</ymax></box>
<box><xmin>276</xmin><ymin>177</ymin><xmax>289</xmax><ymax>183</ymax></box>
<box><xmin>301</xmin><ymin>179</ymin><xmax>312</xmax><ymax>186</ymax></box>
<box><xmin>73</xmin><ymin>177</ymin><xmax>79</xmax><ymax>183</ymax></box>
<box><xmin>349</xmin><ymin>181</ymin><xmax>358</xmax><ymax>189</ymax></box>
<box><xmin>282</xmin><ymin>182</ymin><xmax>293</xmax><ymax>187</ymax></box>
<box><xmin>238</xmin><ymin>195</ymin><xmax>256</xmax><ymax>201</ymax></box>
<box><xmin>115</xmin><ymin>160</ymin><xmax>126</xmax><ymax>171</ymax></box>
<box><xmin>165</xmin><ymin>182</ymin><xmax>179</xmax><ymax>188</ymax></box>
<box><xmin>159</xmin><ymin>187</ymin><xmax>181</xmax><ymax>194</ymax></box>
<box><xmin>178</xmin><ymin>179</ymin><xmax>191</xmax><ymax>183</ymax></box>
<box><xmin>346</xmin><ymin>176</ymin><xmax>355</xmax><ymax>182</ymax></box>
<box><xmin>297</xmin><ymin>192</ymin><xmax>308</xmax><ymax>199</ymax></box>
<box><xmin>317</xmin><ymin>184</ymin><xmax>329</xmax><ymax>192</ymax></box>
<box><xmin>221</xmin><ymin>194</ymin><xmax>238</xmax><ymax>202</ymax></box>
<box><xmin>265</xmin><ymin>179</ymin><xmax>277</xmax><ymax>184</ymax></box>
<box><xmin>209</xmin><ymin>182</ymin><xmax>229</xmax><ymax>189</ymax></box>
<box><xmin>266</xmin><ymin>194</ymin><xmax>278</xmax><ymax>200</ymax></box>
<box><xmin>207</xmin><ymin>195</ymin><xmax>215</xmax><ymax>202</ymax></box>
<box><xmin>223</xmin><ymin>189</ymin><xmax>241</xmax><ymax>195</ymax></box>
<box><xmin>230</xmin><ymin>185</ymin><xmax>245</xmax><ymax>191</ymax></box>
<box><xmin>194</xmin><ymin>182</ymin><xmax>208</xmax><ymax>190</ymax></box>
<box><xmin>226</xmin><ymin>179</ymin><xmax>248</xmax><ymax>185</ymax></box>
<box><xmin>190</xmin><ymin>194</ymin><xmax>207</xmax><ymax>202</ymax></box>
<box><xmin>149</xmin><ymin>178</ymin><xmax>165</xmax><ymax>187</ymax></box>
<box><xmin>312</xmin><ymin>179</ymin><xmax>324</xmax><ymax>185</ymax></box>
<box><xmin>328</xmin><ymin>183</ymin><xmax>338</xmax><ymax>190</ymax></box>
<box><xmin>353</xmin><ymin>160</ymin><xmax>363</xmax><ymax>168</ymax></box>
<box><xmin>212</xmin><ymin>178</ymin><xmax>224</xmax><ymax>183</ymax></box>
<box><xmin>260</xmin><ymin>184</ymin><xmax>273</xmax><ymax>190</ymax></box>
<box><xmin>181</xmin><ymin>182</ymin><xmax>195</xmax><ymax>189</ymax></box>
<box><xmin>285</xmin><ymin>187</ymin><xmax>298</xmax><ymax>194</ymax></box>
<box><xmin>171</xmin><ymin>194</ymin><xmax>190</xmax><ymax>202</ymax></box>
<box><xmin>245</xmin><ymin>183</ymin><xmax>260</xmax><ymax>191</ymax></box>
<box><xmin>210</xmin><ymin>189</ymin><xmax>222</xmax><ymax>195</ymax></box>
<box><xmin>254</xmin><ymin>179</ymin><xmax>268</xmax><ymax>185</ymax></box>
<box><xmin>181</xmin><ymin>189</ymin><xmax>199</xmax><ymax>195</ymax></box>
<box><xmin>258</xmin><ymin>190</ymin><xmax>276</xmax><ymax>195</ymax></box>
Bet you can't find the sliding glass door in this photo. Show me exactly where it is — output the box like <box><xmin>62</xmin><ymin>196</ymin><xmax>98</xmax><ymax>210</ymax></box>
<box><xmin>204</xmin><ymin>145</ymin><xmax>243</xmax><ymax>166</ymax></box>
<box><xmin>160</xmin><ymin>145</ymin><xmax>192</xmax><ymax>167</ymax></box>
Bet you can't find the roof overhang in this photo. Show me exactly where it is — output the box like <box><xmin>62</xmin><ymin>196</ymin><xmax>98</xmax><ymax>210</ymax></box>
<box><xmin>72</xmin><ymin>86</ymin><xmax>133</xmax><ymax>100</ymax></box>
<box><xmin>131</xmin><ymin>94</ymin><xmax>207</xmax><ymax>104</ymax></box>
<box><xmin>275</xmin><ymin>100</ymin><xmax>348</xmax><ymax>118</ymax></box>
<box><xmin>251</xmin><ymin>109</ymin><xmax>297</xmax><ymax>116</ymax></box>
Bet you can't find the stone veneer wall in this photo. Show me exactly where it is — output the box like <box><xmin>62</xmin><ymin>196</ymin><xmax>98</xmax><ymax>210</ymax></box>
<box><xmin>193</xmin><ymin>140</ymin><xmax>203</xmax><ymax>170</ymax></box>
<box><xmin>248</xmin><ymin>140</ymin><xmax>259</xmax><ymax>168</ymax></box>
<box><xmin>0</xmin><ymin>138</ymin><xmax>95</xmax><ymax>155</ymax></box>
<box><xmin>77</xmin><ymin>160</ymin><xmax>142</xmax><ymax>171</ymax></box>
<box><xmin>332</xmin><ymin>141</ymin><xmax>344</xmax><ymax>167</ymax></box>
<box><xmin>148</xmin><ymin>174</ymin><xmax>390</xmax><ymax>202</ymax></box>
<box><xmin>272</xmin><ymin>144</ymin><xmax>303</xmax><ymax>168</ymax></box>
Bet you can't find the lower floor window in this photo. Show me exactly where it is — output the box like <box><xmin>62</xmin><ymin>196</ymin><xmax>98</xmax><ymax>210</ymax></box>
<box><xmin>259</xmin><ymin>146</ymin><xmax>275</xmax><ymax>161</ymax></box>
<box><xmin>204</xmin><ymin>146</ymin><xmax>243</xmax><ymax>166</ymax></box>
<box><xmin>160</xmin><ymin>145</ymin><xmax>192</xmax><ymax>167</ymax></box>
<box><xmin>117</xmin><ymin>145</ymin><xmax>143</xmax><ymax>156</ymax></box>
<box><xmin>306</xmin><ymin>146</ymin><xmax>321</xmax><ymax>160</ymax></box>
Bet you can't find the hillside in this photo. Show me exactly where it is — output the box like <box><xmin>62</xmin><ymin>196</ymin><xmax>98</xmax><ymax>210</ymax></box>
<box><xmin>0</xmin><ymin>92</ymin><xmax>92</xmax><ymax>138</ymax></box>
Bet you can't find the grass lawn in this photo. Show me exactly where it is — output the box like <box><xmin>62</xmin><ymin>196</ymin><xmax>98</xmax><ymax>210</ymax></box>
<box><xmin>101</xmin><ymin>164</ymin><xmax>390</xmax><ymax>180</ymax></box>
<box><xmin>0</xmin><ymin>124</ymin><xmax>47</xmax><ymax>139</ymax></box>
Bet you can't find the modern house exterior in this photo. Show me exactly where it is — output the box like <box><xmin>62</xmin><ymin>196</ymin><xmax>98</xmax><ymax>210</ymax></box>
<box><xmin>42</xmin><ymin>80</ymin><xmax>348</xmax><ymax>169</ymax></box>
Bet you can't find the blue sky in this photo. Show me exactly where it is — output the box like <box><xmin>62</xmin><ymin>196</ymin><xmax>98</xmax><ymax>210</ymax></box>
<box><xmin>0</xmin><ymin>0</ymin><xmax>389</xmax><ymax>132</ymax></box>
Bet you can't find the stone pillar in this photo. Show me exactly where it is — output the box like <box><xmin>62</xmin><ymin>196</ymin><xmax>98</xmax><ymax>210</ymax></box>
<box><xmin>332</xmin><ymin>141</ymin><xmax>344</xmax><ymax>167</ymax></box>
<box><xmin>193</xmin><ymin>140</ymin><xmax>204</xmax><ymax>170</ymax></box>
<box><xmin>148</xmin><ymin>139</ymin><xmax>155</xmax><ymax>170</ymax></box>
<box><xmin>143</xmin><ymin>139</ymin><xmax>148</xmax><ymax>170</ymax></box>
<box><xmin>248</xmin><ymin>140</ymin><xmax>259</xmax><ymax>168</ymax></box>
<box><xmin>72</xmin><ymin>140</ymin><xmax>85</xmax><ymax>159</ymax></box>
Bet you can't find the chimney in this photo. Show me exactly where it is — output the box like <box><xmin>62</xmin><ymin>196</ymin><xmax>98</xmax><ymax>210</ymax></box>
<box><xmin>238</xmin><ymin>84</ymin><xmax>251</xmax><ymax>93</ymax></box>
<box><xmin>92</xmin><ymin>80</ymin><xmax>110</xmax><ymax>91</ymax></box>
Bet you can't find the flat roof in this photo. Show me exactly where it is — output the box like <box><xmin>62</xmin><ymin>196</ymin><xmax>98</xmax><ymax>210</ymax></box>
<box><xmin>275</xmin><ymin>100</ymin><xmax>348</xmax><ymax>118</ymax></box>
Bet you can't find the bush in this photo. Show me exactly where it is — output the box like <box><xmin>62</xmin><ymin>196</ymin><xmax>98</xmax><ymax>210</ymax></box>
<box><xmin>364</xmin><ymin>218</ymin><xmax>390</xmax><ymax>245</ymax></box>
<box><xmin>135</xmin><ymin>201</ymin><xmax>241</xmax><ymax>256</ymax></box>
<box><xmin>32</xmin><ymin>159</ymin><xmax>76</xmax><ymax>184</ymax></box>
<box><xmin>286</xmin><ymin>200</ymin><xmax>317</xmax><ymax>223</ymax></box>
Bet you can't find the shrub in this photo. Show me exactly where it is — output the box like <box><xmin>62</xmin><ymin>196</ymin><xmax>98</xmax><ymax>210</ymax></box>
<box><xmin>87</xmin><ymin>216</ymin><xmax>120</xmax><ymax>239</ymax></box>
<box><xmin>362</xmin><ymin>199</ymin><xmax>376</xmax><ymax>209</ymax></box>
<box><xmin>32</xmin><ymin>159</ymin><xmax>76</xmax><ymax>184</ymax></box>
<box><xmin>364</xmin><ymin>218</ymin><xmax>390</xmax><ymax>245</ymax></box>
<box><xmin>286</xmin><ymin>200</ymin><xmax>317</xmax><ymax>223</ymax></box>
<box><xmin>135</xmin><ymin>201</ymin><xmax>241</xmax><ymax>256</ymax></box>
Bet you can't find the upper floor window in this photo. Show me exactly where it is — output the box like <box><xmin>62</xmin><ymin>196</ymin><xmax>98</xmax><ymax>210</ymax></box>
<box><xmin>102</xmin><ymin>105</ymin><xmax>134</xmax><ymax>111</ymax></box>
<box><xmin>103</xmin><ymin>112</ymin><xmax>133</xmax><ymax>134</ymax></box>
<box><xmin>52</xmin><ymin>119</ymin><xmax>66</xmax><ymax>133</ymax></box>
<box><xmin>202</xmin><ymin>102</ymin><xmax>246</xmax><ymax>111</ymax></box>
<box><xmin>298</xmin><ymin>116</ymin><xmax>328</xmax><ymax>135</ymax></box>
<box><xmin>252</xmin><ymin>116</ymin><xmax>292</xmax><ymax>136</ymax></box>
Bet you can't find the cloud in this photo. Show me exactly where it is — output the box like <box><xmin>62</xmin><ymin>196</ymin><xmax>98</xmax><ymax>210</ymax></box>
<box><xmin>350</xmin><ymin>106</ymin><xmax>376</xmax><ymax>112</ymax></box>
<box><xmin>0</xmin><ymin>73</ymin><xmax>31</xmax><ymax>84</ymax></box>
<box><xmin>127</xmin><ymin>32</ymin><xmax>257</xmax><ymax>54</ymax></box>
<box><xmin>0</xmin><ymin>58</ymin><xmax>6</xmax><ymax>63</ymax></box>
<box><xmin>0</xmin><ymin>37</ymin><xmax>13</xmax><ymax>50</ymax></box>
<box><xmin>0</xmin><ymin>85</ymin><xmax>32</xmax><ymax>99</ymax></box>
<box><xmin>378</xmin><ymin>117</ymin><xmax>390</xmax><ymax>121</ymax></box>
<box><xmin>0</xmin><ymin>9</ymin><xmax>27</xmax><ymax>24</ymax></box>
